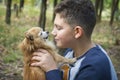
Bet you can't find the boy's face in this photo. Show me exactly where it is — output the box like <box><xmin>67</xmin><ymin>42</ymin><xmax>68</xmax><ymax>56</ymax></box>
<box><xmin>52</xmin><ymin>14</ymin><xmax>76</xmax><ymax>48</ymax></box>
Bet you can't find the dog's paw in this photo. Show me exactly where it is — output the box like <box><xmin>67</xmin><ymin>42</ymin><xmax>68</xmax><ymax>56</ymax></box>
<box><xmin>69</xmin><ymin>57</ymin><xmax>77</xmax><ymax>64</ymax></box>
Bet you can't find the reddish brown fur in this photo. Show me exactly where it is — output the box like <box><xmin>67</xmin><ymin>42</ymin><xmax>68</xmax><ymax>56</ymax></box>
<box><xmin>19</xmin><ymin>27</ymin><xmax>76</xmax><ymax>80</ymax></box>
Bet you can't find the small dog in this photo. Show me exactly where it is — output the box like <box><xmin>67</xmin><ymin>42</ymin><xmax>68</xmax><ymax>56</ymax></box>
<box><xmin>19</xmin><ymin>27</ymin><xmax>76</xmax><ymax>80</ymax></box>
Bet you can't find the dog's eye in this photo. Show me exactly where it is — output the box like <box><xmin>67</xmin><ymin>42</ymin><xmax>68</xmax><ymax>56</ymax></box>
<box><xmin>40</xmin><ymin>32</ymin><xmax>42</xmax><ymax>36</ymax></box>
<box><xmin>29</xmin><ymin>35</ymin><xmax>34</xmax><ymax>41</ymax></box>
<box><xmin>38</xmin><ymin>32</ymin><xmax>42</xmax><ymax>36</ymax></box>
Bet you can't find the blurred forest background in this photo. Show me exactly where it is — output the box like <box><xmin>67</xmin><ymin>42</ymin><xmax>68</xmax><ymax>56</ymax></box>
<box><xmin>0</xmin><ymin>0</ymin><xmax>120</xmax><ymax>80</ymax></box>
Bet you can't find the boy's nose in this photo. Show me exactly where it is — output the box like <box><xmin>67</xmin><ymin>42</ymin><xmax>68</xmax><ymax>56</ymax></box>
<box><xmin>51</xmin><ymin>29</ymin><xmax>56</xmax><ymax>36</ymax></box>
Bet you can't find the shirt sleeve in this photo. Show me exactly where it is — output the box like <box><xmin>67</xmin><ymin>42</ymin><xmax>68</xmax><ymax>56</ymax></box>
<box><xmin>75</xmin><ymin>65</ymin><xmax>98</xmax><ymax>80</ymax></box>
<box><xmin>46</xmin><ymin>69</ymin><xmax>63</xmax><ymax>80</ymax></box>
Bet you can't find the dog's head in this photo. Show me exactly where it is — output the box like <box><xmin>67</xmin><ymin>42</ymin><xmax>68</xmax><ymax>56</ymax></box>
<box><xmin>19</xmin><ymin>27</ymin><xmax>49</xmax><ymax>52</ymax></box>
<box><xmin>25</xmin><ymin>27</ymin><xmax>49</xmax><ymax>41</ymax></box>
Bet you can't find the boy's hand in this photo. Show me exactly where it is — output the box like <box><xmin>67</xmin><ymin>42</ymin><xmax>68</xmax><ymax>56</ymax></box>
<box><xmin>31</xmin><ymin>49</ymin><xmax>58</xmax><ymax>72</ymax></box>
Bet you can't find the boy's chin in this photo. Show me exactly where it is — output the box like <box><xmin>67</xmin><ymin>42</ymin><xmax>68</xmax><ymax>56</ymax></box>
<box><xmin>56</xmin><ymin>44</ymin><xmax>66</xmax><ymax>49</ymax></box>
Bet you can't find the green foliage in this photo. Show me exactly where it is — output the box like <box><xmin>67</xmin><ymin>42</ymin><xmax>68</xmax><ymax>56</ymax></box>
<box><xmin>12</xmin><ymin>0</ymin><xmax>19</xmax><ymax>4</ymax></box>
<box><xmin>0</xmin><ymin>9</ymin><xmax>5</xmax><ymax>16</ymax></box>
<box><xmin>3</xmin><ymin>49</ymin><xmax>22</xmax><ymax>63</ymax></box>
<box><xmin>0</xmin><ymin>5</ymin><xmax>5</xmax><ymax>16</ymax></box>
<box><xmin>104</xmin><ymin>0</ymin><xmax>112</xmax><ymax>8</ymax></box>
<box><xmin>0</xmin><ymin>24</ymin><xmax>24</xmax><ymax>63</ymax></box>
<box><xmin>92</xmin><ymin>22</ymin><xmax>116</xmax><ymax>48</ymax></box>
<box><xmin>0</xmin><ymin>26</ymin><xmax>20</xmax><ymax>46</ymax></box>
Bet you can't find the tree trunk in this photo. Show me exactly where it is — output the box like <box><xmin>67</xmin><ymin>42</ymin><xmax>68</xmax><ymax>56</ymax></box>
<box><xmin>98</xmin><ymin>0</ymin><xmax>103</xmax><ymax>21</ymax></box>
<box><xmin>110</xmin><ymin>0</ymin><xmax>119</xmax><ymax>25</ymax></box>
<box><xmin>95</xmin><ymin>0</ymin><xmax>104</xmax><ymax>22</ymax></box>
<box><xmin>13</xmin><ymin>3</ymin><xmax>19</xmax><ymax>17</ymax></box>
<box><xmin>5</xmin><ymin>0</ymin><xmax>12</xmax><ymax>25</ymax></box>
<box><xmin>19</xmin><ymin>0</ymin><xmax>24</xmax><ymax>12</ymax></box>
<box><xmin>0</xmin><ymin>0</ymin><xmax>2</xmax><ymax>3</ymax></box>
<box><xmin>38</xmin><ymin>0</ymin><xmax>47</xmax><ymax>31</ymax></box>
<box><xmin>52</xmin><ymin>0</ymin><xmax>58</xmax><ymax>22</ymax></box>
<box><xmin>95</xmin><ymin>0</ymin><xmax>100</xmax><ymax>21</ymax></box>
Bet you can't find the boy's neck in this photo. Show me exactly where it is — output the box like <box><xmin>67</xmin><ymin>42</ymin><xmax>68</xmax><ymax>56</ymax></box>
<box><xmin>72</xmin><ymin>39</ymin><xmax>95</xmax><ymax>58</ymax></box>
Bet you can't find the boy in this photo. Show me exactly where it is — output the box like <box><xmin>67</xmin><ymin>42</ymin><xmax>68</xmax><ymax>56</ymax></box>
<box><xmin>31</xmin><ymin>0</ymin><xmax>118</xmax><ymax>80</ymax></box>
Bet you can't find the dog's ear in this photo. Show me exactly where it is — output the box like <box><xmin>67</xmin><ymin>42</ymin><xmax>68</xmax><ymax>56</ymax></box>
<box><xmin>25</xmin><ymin>32</ymin><xmax>34</xmax><ymax>41</ymax></box>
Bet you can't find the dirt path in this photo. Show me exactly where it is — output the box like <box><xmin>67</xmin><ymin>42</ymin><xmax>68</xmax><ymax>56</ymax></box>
<box><xmin>0</xmin><ymin>59</ymin><xmax>23</xmax><ymax>80</ymax></box>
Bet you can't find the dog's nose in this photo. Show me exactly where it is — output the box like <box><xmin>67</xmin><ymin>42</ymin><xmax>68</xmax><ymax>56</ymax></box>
<box><xmin>46</xmin><ymin>31</ymin><xmax>49</xmax><ymax>34</ymax></box>
<box><xmin>40</xmin><ymin>31</ymin><xmax>49</xmax><ymax>39</ymax></box>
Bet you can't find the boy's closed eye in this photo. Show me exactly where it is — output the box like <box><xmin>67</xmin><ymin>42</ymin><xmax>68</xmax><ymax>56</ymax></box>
<box><xmin>55</xmin><ymin>24</ymin><xmax>63</xmax><ymax>30</ymax></box>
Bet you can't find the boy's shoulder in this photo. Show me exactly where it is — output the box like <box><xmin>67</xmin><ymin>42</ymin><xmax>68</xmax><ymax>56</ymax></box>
<box><xmin>83</xmin><ymin>45</ymin><xmax>109</xmax><ymax>64</ymax></box>
<box><xmin>64</xmin><ymin>45</ymin><xmax>110</xmax><ymax>66</ymax></box>
<box><xmin>80</xmin><ymin>45</ymin><xmax>111</xmax><ymax>74</ymax></box>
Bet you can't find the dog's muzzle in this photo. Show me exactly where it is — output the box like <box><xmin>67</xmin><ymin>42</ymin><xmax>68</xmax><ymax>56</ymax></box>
<box><xmin>39</xmin><ymin>31</ymin><xmax>49</xmax><ymax>39</ymax></box>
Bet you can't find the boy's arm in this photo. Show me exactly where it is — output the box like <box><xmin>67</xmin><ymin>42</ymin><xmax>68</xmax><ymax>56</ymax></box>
<box><xmin>46</xmin><ymin>69</ymin><xmax>63</xmax><ymax>80</ymax></box>
<box><xmin>75</xmin><ymin>66</ymin><xmax>98</xmax><ymax>80</ymax></box>
<box><xmin>75</xmin><ymin>64</ymin><xmax>112</xmax><ymax>80</ymax></box>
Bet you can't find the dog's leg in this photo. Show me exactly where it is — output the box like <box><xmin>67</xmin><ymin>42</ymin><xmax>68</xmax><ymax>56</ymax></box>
<box><xmin>44</xmin><ymin>46</ymin><xmax>76</xmax><ymax>64</ymax></box>
<box><xmin>53</xmin><ymin>52</ymin><xmax>76</xmax><ymax>64</ymax></box>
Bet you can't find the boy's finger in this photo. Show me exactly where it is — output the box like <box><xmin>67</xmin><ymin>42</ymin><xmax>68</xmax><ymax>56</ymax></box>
<box><xmin>31</xmin><ymin>62</ymin><xmax>41</xmax><ymax>67</ymax></box>
<box><xmin>32</xmin><ymin>52</ymin><xmax>43</xmax><ymax>56</ymax></box>
<box><xmin>32</xmin><ymin>56</ymin><xmax>41</xmax><ymax>60</ymax></box>
<box><xmin>37</xmin><ymin>49</ymin><xmax>48</xmax><ymax>53</ymax></box>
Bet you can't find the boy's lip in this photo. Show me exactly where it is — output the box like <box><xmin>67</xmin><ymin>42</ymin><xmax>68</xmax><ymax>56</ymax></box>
<box><xmin>54</xmin><ymin>39</ymin><xmax>59</xmax><ymax>42</ymax></box>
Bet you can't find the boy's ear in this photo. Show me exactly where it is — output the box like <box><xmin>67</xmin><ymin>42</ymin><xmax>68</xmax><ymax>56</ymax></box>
<box><xmin>74</xmin><ymin>26</ymin><xmax>83</xmax><ymax>39</ymax></box>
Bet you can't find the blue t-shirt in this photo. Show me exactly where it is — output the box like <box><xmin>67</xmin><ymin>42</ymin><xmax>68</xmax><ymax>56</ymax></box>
<box><xmin>46</xmin><ymin>45</ymin><xmax>118</xmax><ymax>80</ymax></box>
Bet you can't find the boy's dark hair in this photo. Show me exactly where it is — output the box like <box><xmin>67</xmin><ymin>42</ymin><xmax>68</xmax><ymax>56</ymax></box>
<box><xmin>55</xmin><ymin>0</ymin><xmax>96</xmax><ymax>38</ymax></box>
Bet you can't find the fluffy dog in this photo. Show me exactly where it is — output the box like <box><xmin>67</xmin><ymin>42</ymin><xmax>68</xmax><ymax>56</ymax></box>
<box><xmin>19</xmin><ymin>27</ymin><xmax>76</xmax><ymax>80</ymax></box>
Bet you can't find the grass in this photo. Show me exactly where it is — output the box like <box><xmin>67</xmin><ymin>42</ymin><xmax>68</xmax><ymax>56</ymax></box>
<box><xmin>2</xmin><ymin>49</ymin><xmax>22</xmax><ymax>63</ymax></box>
